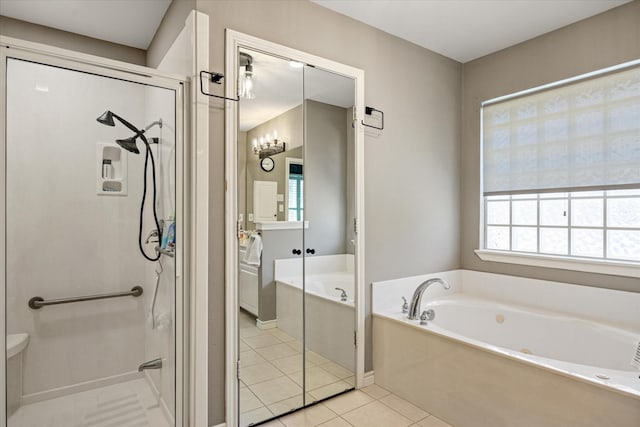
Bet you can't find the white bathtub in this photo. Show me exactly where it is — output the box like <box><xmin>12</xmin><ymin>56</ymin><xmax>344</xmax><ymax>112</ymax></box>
<box><xmin>275</xmin><ymin>254</ymin><xmax>355</xmax><ymax>371</ymax></box>
<box><xmin>372</xmin><ymin>270</ymin><xmax>640</xmax><ymax>427</ymax></box>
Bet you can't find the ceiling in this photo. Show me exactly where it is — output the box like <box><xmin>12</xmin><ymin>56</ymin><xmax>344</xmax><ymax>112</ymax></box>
<box><xmin>312</xmin><ymin>0</ymin><xmax>631</xmax><ymax>63</ymax></box>
<box><xmin>0</xmin><ymin>0</ymin><xmax>171</xmax><ymax>49</ymax></box>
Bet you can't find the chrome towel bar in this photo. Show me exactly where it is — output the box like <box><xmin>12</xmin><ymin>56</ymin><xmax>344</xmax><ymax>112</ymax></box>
<box><xmin>28</xmin><ymin>286</ymin><xmax>143</xmax><ymax>310</ymax></box>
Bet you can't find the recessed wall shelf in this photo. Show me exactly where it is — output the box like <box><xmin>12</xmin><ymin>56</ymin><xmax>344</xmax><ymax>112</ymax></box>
<box><xmin>96</xmin><ymin>143</ymin><xmax>128</xmax><ymax>196</ymax></box>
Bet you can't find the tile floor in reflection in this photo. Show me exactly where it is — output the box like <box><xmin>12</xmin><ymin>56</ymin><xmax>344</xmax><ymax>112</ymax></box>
<box><xmin>239</xmin><ymin>309</ymin><xmax>355</xmax><ymax>426</ymax></box>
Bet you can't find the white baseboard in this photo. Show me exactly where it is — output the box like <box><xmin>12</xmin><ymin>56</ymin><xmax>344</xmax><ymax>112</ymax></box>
<box><xmin>21</xmin><ymin>371</ymin><xmax>142</xmax><ymax>405</ymax></box>
<box><xmin>211</xmin><ymin>423</ymin><xmax>226</xmax><ymax>427</ymax></box>
<box><xmin>362</xmin><ymin>370</ymin><xmax>375</xmax><ymax>387</ymax></box>
<box><xmin>256</xmin><ymin>318</ymin><xmax>277</xmax><ymax>330</ymax></box>
<box><xmin>143</xmin><ymin>371</ymin><xmax>174</xmax><ymax>426</ymax></box>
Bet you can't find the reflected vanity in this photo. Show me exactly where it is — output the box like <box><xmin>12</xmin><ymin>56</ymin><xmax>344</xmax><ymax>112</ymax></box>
<box><xmin>236</xmin><ymin>47</ymin><xmax>357</xmax><ymax>426</ymax></box>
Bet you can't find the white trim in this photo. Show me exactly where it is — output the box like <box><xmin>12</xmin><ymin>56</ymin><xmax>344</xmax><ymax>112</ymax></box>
<box><xmin>0</xmin><ymin>35</ymin><xmax>194</xmax><ymax>426</ymax></box>
<box><xmin>475</xmin><ymin>249</ymin><xmax>640</xmax><ymax>278</ymax></box>
<box><xmin>256</xmin><ymin>319</ymin><xmax>278</xmax><ymax>330</ymax></box>
<box><xmin>210</xmin><ymin>424</ymin><xmax>227</xmax><ymax>427</ymax></box>
<box><xmin>362</xmin><ymin>371</ymin><xmax>375</xmax><ymax>388</ymax></box>
<box><xmin>255</xmin><ymin>220</ymin><xmax>309</xmax><ymax>230</ymax></box>
<box><xmin>188</xmin><ymin>11</ymin><xmax>210</xmax><ymax>427</ymax></box>
<box><xmin>0</xmin><ymin>33</ymin><xmax>7</xmax><ymax>426</ymax></box>
<box><xmin>21</xmin><ymin>371</ymin><xmax>142</xmax><ymax>405</ymax></box>
<box><xmin>225</xmin><ymin>29</ymin><xmax>366</xmax><ymax>427</ymax></box>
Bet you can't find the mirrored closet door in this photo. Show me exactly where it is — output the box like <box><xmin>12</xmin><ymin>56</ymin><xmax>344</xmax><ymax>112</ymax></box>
<box><xmin>236</xmin><ymin>47</ymin><xmax>357</xmax><ymax>426</ymax></box>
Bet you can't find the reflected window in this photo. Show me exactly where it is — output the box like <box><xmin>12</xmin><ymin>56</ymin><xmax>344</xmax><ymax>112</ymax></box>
<box><xmin>288</xmin><ymin>162</ymin><xmax>303</xmax><ymax>221</ymax></box>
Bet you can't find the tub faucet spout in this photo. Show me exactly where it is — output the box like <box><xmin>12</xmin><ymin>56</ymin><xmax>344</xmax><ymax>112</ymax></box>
<box><xmin>407</xmin><ymin>278</ymin><xmax>450</xmax><ymax>320</ymax></box>
<box><xmin>138</xmin><ymin>358</ymin><xmax>162</xmax><ymax>372</ymax></box>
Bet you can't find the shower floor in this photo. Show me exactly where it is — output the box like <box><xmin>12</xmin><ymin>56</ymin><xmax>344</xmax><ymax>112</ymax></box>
<box><xmin>8</xmin><ymin>378</ymin><xmax>170</xmax><ymax>427</ymax></box>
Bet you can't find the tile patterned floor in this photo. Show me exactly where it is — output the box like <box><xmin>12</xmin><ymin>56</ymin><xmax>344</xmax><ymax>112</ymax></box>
<box><xmin>239</xmin><ymin>310</ymin><xmax>355</xmax><ymax>427</ymax></box>
<box><xmin>8</xmin><ymin>378</ymin><xmax>170</xmax><ymax>427</ymax></box>
<box><xmin>261</xmin><ymin>384</ymin><xmax>454</xmax><ymax>427</ymax></box>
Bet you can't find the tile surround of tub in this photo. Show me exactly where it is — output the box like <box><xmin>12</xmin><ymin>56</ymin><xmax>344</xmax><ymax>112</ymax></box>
<box><xmin>373</xmin><ymin>315</ymin><xmax>640</xmax><ymax>427</ymax></box>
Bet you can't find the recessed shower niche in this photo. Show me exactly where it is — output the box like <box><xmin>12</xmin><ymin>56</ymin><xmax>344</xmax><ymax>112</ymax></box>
<box><xmin>96</xmin><ymin>142</ymin><xmax>128</xmax><ymax>195</ymax></box>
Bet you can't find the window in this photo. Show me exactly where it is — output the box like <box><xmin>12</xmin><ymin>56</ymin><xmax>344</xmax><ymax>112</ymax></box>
<box><xmin>287</xmin><ymin>162</ymin><xmax>303</xmax><ymax>221</ymax></box>
<box><xmin>480</xmin><ymin>61</ymin><xmax>640</xmax><ymax>269</ymax></box>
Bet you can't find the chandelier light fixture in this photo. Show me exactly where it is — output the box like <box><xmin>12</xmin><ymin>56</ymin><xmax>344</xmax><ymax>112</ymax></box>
<box><xmin>252</xmin><ymin>130</ymin><xmax>286</xmax><ymax>159</ymax></box>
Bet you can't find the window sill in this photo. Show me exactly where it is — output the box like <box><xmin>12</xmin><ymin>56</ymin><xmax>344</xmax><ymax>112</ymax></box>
<box><xmin>474</xmin><ymin>249</ymin><xmax>640</xmax><ymax>278</ymax></box>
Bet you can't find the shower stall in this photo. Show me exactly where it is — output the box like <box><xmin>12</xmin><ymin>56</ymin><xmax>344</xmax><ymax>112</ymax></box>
<box><xmin>1</xmin><ymin>41</ymin><xmax>186</xmax><ymax>426</ymax></box>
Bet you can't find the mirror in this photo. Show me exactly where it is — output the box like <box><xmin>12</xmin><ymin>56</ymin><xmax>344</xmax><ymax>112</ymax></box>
<box><xmin>236</xmin><ymin>47</ymin><xmax>356</xmax><ymax>426</ymax></box>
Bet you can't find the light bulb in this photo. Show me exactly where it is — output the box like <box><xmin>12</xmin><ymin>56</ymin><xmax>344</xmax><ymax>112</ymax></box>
<box><xmin>273</xmin><ymin>130</ymin><xmax>278</xmax><ymax>140</ymax></box>
<box><xmin>265</xmin><ymin>133</ymin><xmax>271</xmax><ymax>142</ymax></box>
<box><xmin>252</xmin><ymin>139</ymin><xmax>258</xmax><ymax>150</ymax></box>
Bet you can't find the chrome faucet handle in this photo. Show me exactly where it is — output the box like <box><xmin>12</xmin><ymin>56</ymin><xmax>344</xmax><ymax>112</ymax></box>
<box><xmin>145</xmin><ymin>229</ymin><xmax>160</xmax><ymax>244</ymax></box>
<box><xmin>420</xmin><ymin>310</ymin><xmax>429</xmax><ymax>325</ymax></box>
<box><xmin>401</xmin><ymin>297</ymin><xmax>408</xmax><ymax>313</ymax></box>
<box><xmin>420</xmin><ymin>309</ymin><xmax>435</xmax><ymax>325</ymax></box>
<box><xmin>335</xmin><ymin>287</ymin><xmax>348</xmax><ymax>302</ymax></box>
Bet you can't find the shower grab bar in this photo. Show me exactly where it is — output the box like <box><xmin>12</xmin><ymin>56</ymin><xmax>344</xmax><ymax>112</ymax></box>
<box><xmin>28</xmin><ymin>286</ymin><xmax>143</xmax><ymax>310</ymax></box>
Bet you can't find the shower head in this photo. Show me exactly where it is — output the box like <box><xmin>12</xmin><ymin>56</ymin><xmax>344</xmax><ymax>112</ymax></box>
<box><xmin>96</xmin><ymin>111</ymin><xmax>116</xmax><ymax>126</ymax></box>
<box><xmin>116</xmin><ymin>136</ymin><xmax>141</xmax><ymax>154</ymax></box>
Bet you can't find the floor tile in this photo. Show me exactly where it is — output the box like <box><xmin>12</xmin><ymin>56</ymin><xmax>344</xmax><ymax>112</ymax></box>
<box><xmin>240</xmin><ymin>326</ymin><xmax>271</xmax><ymax>338</ymax></box>
<box><xmin>360</xmin><ymin>384</ymin><xmax>391</xmax><ymax>399</ymax></box>
<box><xmin>279</xmin><ymin>403</ymin><xmax>337</xmax><ymax>427</ymax></box>
<box><xmin>319</xmin><ymin>362</ymin><xmax>354</xmax><ymax>379</ymax></box>
<box><xmin>290</xmin><ymin>366</ymin><xmax>341</xmax><ymax>389</ymax></box>
<box><xmin>240</xmin><ymin>406</ymin><xmax>274</xmax><ymax>427</ymax></box>
<box><xmin>306</xmin><ymin>351</ymin><xmax>331</xmax><ymax>366</ymax></box>
<box><xmin>244</xmin><ymin>334</ymin><xmax>283</xmax><ymax>349</ymax></box>
<box><xmin>260</xmin><ymin>420</ymin><xmax>286</xmax><ymax>427</ymax></box>
<box><xmin>240</xmin><ymin>341</ymin><xmax>250</xmax><ymax>352</ymax></box>
<box><xmin>308</xmin><ymin>381</ymin><xmax>353</xmax><ymax>402</ymax></box>
<box><xmin>240</xmin><ymin>349</ymin><xmax>267</xmax><ymax>367</ymax></box>
<box><xmin>414</xmin><ymin>415</ymin><xmax>453</xmax><ymax>427</ymax></box>
<box><xmin>240</xmin><ymin>361</ymin><xmax>284</xmax><ymax>385</ymax></box>
<box><xmin>256</xmin><ymin>343</ymin><xmax>299</xmax><ymax>360</ymax></box>
<box><xmin>287</xmin><ymin>340</ymin><xmax>304</xmax><ymax>352</ymax></box>
<box><xmin>270</xmin><ymin>354</ymin><xmax>306</xmax><ymax>374</ymax></box>
<box><xmin>270</xmin><ymin>329</ymin><xmax>297</xmax><ymax>342</ymax></box>
<box><xmin>267</xmin><ymin>394</ymin><xmax>311</xmax><ymax>417</ymax></box>
<box><xmin>250</xmin><ymin>376</ymin><xmax>303</xmax><ymax>405</ymax></box>
<box><xmin>240</xmin><ymin>387</ymin><xmax>264</xmax><ymax>412</ymax></box>
<box><xmin>317</xmin><ymin>417</ymin><xmax>353</xmax><ymax>427</ymax></box>
<box><xmin>342</xmin><ymin>400</ymin><xmax>413</xmax><ymax>427</ymax></box>
<box><xmin>379</xmin><ymin>394</ymin><xmax>429</xmax><ymax>422</ymax></box>
<box><xmin>323</xmin><ymin>390</ymin><xmax>374</xmax><ymax>415</ymax></box>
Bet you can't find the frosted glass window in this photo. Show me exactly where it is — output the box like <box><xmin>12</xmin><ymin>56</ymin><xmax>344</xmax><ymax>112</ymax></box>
<box><xmin>571</xmin><ymin>198</ymin><xmax>603</xmax><ymax>227</ymax></box>
<box><xmin>483</xmin><ymin>65</ymin><xmax>640</xmax><ymax>195</ymax></box>
<box><xmin>607</xmin><ymin>198</ymin><xmax>640</xmax><ymax>228</ymax></box>
<box><xmin>486</xmin><ymin>226</ymin><xmax>509</xmax><ymax>250</ymax></box>
<box><xmin>512</xmin><ymin>227</ymin><xmax>537</xmax><ymax>252</ymax></box>
<box><xmin>512</xmin><ymin>200</ymin><xmax>537</xmax><ymax>225</ymax></box>
<box><xmin>571</xmin><ymin>229</ymin><xmax>603</xmax><ymax>258</ymax></box>
<box><xmin>487</xmin><ymin>201</ymin><xmax>510</xmax><ymax>225</ymax></box>
<box><xmin>607</xmin><ymin>230</ymin><xmax>640</xmax><ymax>261</ymax></box>
<box><xmin>540</xmin><ymin>228</ymin><xmax>568</xmax><ymax>255</ymax></box>
<box><xmin>540</xmin><ymin>200</ymin><xmax>568</xmax><ymax>226</ymax></box>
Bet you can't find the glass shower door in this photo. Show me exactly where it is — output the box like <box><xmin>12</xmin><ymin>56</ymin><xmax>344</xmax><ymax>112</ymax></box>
<box><xmin>4</xmin><ymin>57</ymin><xmax>178</xmax><ymax>426</ymax></box>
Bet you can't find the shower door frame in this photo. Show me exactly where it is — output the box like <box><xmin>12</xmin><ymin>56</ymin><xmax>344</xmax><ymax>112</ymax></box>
<box><xmin>0</xmin><ymin>36</ymin><xmax>190</xmax><ymax>427</ymax></box>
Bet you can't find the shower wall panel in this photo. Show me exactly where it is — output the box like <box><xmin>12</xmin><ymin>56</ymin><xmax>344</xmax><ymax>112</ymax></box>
<box><xmin>6</xmin><ymin>59</ymin><xmax>147</xmax><ymax>396</ymax></box>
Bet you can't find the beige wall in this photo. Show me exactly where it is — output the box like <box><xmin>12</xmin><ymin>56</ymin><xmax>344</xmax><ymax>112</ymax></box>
<box><xmin>0</xmin><ymin>15</ymin><xmax>145</xmax><ymax>65</ymax></box>
<box><xmin>461</xmin><ymin>1</ymin><xmax>640</xmax><ymax>292</ymax></box>
<box><xmin>197</xmin><ymin>0</ymin><xmax>461</xmax><ymax>423</ymax></box>
<box><xmin>146</xmin><ymin>0</ymin><xmax>196</xmax><ymax>68</ymax></box>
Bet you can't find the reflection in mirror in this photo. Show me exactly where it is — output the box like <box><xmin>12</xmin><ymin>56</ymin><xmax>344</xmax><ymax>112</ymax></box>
<box><xmin>237</xmin><ymin>48</ymin><xmax>305</xmax><ymax>426</ymax></box>
<box><xmin>302</xmin><ymin>65</ymin><xmax>357</xmax><ymax>403</ymax></box>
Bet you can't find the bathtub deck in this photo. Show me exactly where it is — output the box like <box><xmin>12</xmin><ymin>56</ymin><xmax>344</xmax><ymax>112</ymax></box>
<box><xmin>8</xmin><ymin>378</ymin><xmax>169</xmax><ymax>427</ymax></box>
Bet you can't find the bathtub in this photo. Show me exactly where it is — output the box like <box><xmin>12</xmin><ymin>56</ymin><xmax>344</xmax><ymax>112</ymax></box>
<box><xmin>372</xmin><ymin>270</ymin><xmax>640</xmax><ymax>427</ymax></box>
<box><xmin>275</xmin><ymin>254</ymin><xmax>355</xmax><ymax>371</ymax></box>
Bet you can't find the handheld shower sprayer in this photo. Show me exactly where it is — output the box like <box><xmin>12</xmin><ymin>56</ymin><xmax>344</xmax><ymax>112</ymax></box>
<box><xmin>96</xmin><ymin>110</ymin><xmax>165</xmax><ymax>262</ymax></box>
